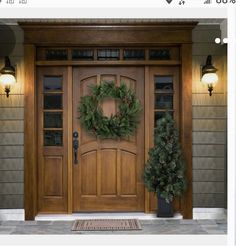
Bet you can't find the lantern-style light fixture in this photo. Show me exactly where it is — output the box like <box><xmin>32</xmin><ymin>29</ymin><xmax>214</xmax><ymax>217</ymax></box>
<box><xmin>0</xmin><ymin>56</ymin><xmax>16</xmax><ymax>98</ymax></box>
<box><xmin>201</xmin><ymin>55</ymin><xmax>218</xmax><ymax>96</ymax></box>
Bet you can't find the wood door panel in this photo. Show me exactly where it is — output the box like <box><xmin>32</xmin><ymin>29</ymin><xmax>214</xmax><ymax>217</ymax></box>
<box><xmin>81</xmin><ymin>151</ymin><xmax>97</xmax><ymax>196</ymax></box>
<box><xmin>73</xmin><ymin>66</ymin><xmax>145</xmax><ymax>212</ymax></box>
<box><xmin>81</xmin><ymin>76</ymin><xmax>97</xmax><ymax>95</ymax></box>
<box><xmin>101</xmin><ymin>98</ymin><xmax>116</xmax><ymax>118</ymax></box>
<box><xmin>79</xmin><ymin>196</ymin><xmax>144</xmax><ymax>211</ymax></box>
<box><xmin>100</xmin><ymin>74</ymin><xmax>117</xmax><ymax>84</ymax></box>
<box><xmin>120</xmin><ymin>151</ymin><xmax>137</xmax><ymax>195</ymax></box>
<box><xmin>120</xmin><ymin>76</ymin><xmax>136</xmax><ymax>90</ymax></box>
<box><xmin>81</xmin><ymin>129</ymin><xmax>96</xmax><ymax>145</ymax></box>
<box><xmin>101</xmin><ymin>149</ymin><xmax>117</xmax><ymax>196</ymax></box>
<box><xmin>43</xmin><ymin>156</ymin><xmax>63</xmax><ymax>197</ymax></box>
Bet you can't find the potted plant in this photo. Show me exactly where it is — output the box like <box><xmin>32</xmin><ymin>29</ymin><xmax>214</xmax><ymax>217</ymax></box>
<box><xmin>144</xmin><ymin>113</ymin><xmax>186</xmax><ymax>217</ymax></box>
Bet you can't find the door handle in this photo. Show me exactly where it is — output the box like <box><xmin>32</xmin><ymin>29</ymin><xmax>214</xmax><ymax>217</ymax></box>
<box><xmin>73</xmin><ymin>131</ymin><xmax>79</xmax><ymax>164</ymax></box>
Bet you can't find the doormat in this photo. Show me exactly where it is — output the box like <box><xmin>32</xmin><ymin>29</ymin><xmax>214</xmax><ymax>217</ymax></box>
<box><xmin>71</xmin><ymin>219</ymin><xmax>142</xmax><ymax>231</ymax></box>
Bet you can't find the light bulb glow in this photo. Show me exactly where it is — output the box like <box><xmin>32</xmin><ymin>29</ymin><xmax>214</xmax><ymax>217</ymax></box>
<box><xmin>201</xmin><ymin>73</ymin><xmax>218</xmax><ymax>85</ymax></box>
<box><xmin>0</xmin><ymin>74</ymin><xmax>16</xmax><ymax>86</ymax></box>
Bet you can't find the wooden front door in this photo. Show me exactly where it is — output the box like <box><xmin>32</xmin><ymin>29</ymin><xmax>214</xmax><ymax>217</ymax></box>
<box><xmin>72</xmin><ymin>67</ymin><xmax>145</xmax><ymax>212</ymax></box>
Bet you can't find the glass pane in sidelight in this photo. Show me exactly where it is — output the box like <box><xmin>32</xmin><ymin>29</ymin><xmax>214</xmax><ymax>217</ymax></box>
<box><xmin>155</xmin><ymin>94</ymin><xmax>173</xmax><ymax>109</ymax></box>
<box><xmin>44</xmin><ymin>112</ymin><xmax>63</xmax><ymax>128</ymax></box>
<box><xmin>43</xmin><ymin>76</ymin><xmax>62</xmax><ymax>91</ymax></box>
<box><xmin>44</xmin><ymin>94</ymin><xmax>62</xmax><ymax>109</ymax></box>
<box><xmin>154</xmin><ymin>76</ymin><xmax>173</xmax><ymax>92</ymax></box>
<box><xmin>44</xmin><ymin>130</ymin><xmax>63</xmax><ymax>146</ymax></box>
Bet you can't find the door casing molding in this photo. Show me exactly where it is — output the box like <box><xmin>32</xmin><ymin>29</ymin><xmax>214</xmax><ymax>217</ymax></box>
<box><xmin>21</xmin><ymin>22</ymin><xmax>196</xmax><ymax>220</ymax></box>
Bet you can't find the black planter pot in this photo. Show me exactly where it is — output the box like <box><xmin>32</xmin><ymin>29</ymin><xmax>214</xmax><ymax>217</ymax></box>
<box><xmin>157</xmin><ymin>197</ymin><xmax>173</xmax><ymax>218</ymax></box>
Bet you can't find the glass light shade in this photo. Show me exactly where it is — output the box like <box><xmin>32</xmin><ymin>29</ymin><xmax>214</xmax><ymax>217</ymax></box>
<box><xmin>201</xmin><ymin>73</ymin><xmax>218</xmax><ymax>85</ymax></box>
<box><xmin>0</xmin><ymin>74</ymin><xmax>16</xmax><ymax>86</ymax></box>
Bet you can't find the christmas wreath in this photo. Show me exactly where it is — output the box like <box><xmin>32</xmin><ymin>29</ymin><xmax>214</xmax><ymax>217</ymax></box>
<box><xmin>79</xmin><ymin>81</ymin><xmax>142</xmax><ymax>138</ymax></box>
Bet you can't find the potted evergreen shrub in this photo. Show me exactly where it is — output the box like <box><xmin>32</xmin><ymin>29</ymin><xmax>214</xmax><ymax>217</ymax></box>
<box><xmin>144</xmin><ymin>113</ymin><xmax>186</xmax><ymax>217</ymax></box>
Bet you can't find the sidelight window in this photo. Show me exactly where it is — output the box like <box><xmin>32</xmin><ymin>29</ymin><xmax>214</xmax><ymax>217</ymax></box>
<box><xmin>154</xmin><ymin>75</ymin><xmax>174</xmax><ymax>127</ymax></box>
<box><xmin>43</xmin><ymin>76</ymin><xmax>63</xmax><ymax>146</ymax></box>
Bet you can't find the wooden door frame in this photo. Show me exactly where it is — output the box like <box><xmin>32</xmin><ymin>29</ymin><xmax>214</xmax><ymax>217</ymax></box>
<box><xmin>21</xmin><ymin>22</ymin><xmax>196</xmax><ymax>220</ymax></box>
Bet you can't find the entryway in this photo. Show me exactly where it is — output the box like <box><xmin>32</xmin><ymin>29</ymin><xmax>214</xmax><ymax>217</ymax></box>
<box><xmin>36</xmin><ymin>64</ymin><xmax>182</xmax><ymax>214</ymax></box>
<box><xmin>22</xmin><ymin>22</ymin><xmax>194</xmax><ymax>219</ymax></box>
<box><xmin>37</xmin><ymin>66</ymin><xmax>145</xmax><ymax>213</ymax></box>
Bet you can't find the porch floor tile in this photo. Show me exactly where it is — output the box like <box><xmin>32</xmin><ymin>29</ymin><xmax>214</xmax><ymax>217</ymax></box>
<box><xmin>0</xmin><ymin>219</ymin><xmax>227</xmax><ymax>235</ymax></box>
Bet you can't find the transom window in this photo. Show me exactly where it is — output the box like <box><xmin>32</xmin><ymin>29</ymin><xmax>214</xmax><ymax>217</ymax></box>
<box><xmin>37</xmin><ymin>47</ymin><xmax>180</xmax><ymax>61</ymax></box>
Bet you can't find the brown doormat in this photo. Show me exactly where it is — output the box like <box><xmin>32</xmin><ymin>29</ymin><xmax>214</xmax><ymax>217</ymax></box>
<box><xmin>71</xmin><ymin>219</ymin><xmax>142</xmax><ymax>231</ymax></box>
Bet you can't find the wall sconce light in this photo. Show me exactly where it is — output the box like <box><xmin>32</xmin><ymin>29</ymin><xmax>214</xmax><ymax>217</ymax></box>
<box><xmin>0</xmin><ymin>56</ymin><xmax>16</xmax><ymax>98</ymax></box>
<box><xmin>201</xmin><ymin>55</ymin><xmax>218</xmax><ymax>96</ymax></box>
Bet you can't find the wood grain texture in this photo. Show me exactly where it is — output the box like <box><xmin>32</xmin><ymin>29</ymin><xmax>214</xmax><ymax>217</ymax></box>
<box><xmin>36</xmin><ymin>60</ymin><xmax>182</xmax><ymax>67</ymax></box>
<box><xmin>20</xmin><ymin>22</ymin><xmax>197</xmax><ymax>45</ymax></box>
<box><xmin>120</xmin><ymin>151</ymin><xmax>136</xmax><ymax>195</ymax></box>
<box><xmin>81</xmin><ymin>152</ymin><xmax>97</xmax><ymax>196</ymax></box>
<box><xmin>43</xmin><ymin>157</ymin><xmax>63</xmax><ymax>196</ymax></box>
<box><xmin>144</xmin><ymin>66</ymin><xmax>150</xmax><ymax>213</ymax></box>
<box><xmin>37</xmin><ymin>67</ymin><xmax>68</xmax><ymax>213</ymax></box>
<box><xmin>73</xmin><ymin>66</ymin><xmax>145</xmax><ymax>212</ymax></box>
<box><xmin>180</xmin><ymin>43</ymin><xmax>193</xmax><ymax>218</ymax></box>
<box><xmin>101</xmin><ymin>150</ymin><xmax>117</xmax><ymax>195</ymax></box>
<box><xmin>67</xmin><ymin>66</ymin><xmax>73</xmax><ymax>213</ymax></box>
<box><xmin>24</xmin><ymin>44</ymin><xmax>37</xmax><ymax>220</ymax></box>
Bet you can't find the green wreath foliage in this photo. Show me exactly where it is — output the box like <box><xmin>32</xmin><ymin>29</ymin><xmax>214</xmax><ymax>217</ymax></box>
<box><xmin>79</xmin><ymin>81</ymin><xmax>142</xmax><ymax>139</ymax></box>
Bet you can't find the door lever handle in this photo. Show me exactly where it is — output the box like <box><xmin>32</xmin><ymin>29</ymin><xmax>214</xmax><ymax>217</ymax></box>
<box><xmin>73</xmin><ymin>131</ymin><xmax>79</xmax><ymax>164</ymax></box>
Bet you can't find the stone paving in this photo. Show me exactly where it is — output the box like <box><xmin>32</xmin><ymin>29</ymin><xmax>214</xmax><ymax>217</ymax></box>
<box><xmin>0</xmin><ymin>219</ymin><xmax>227</xmax><ymax>234</ymax></box>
